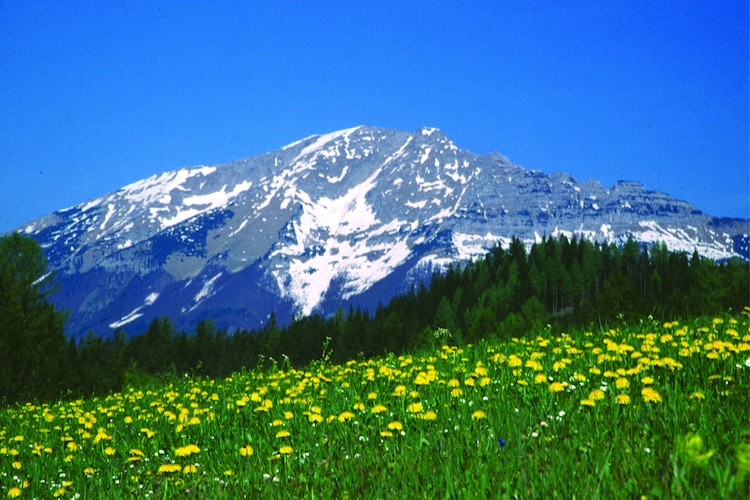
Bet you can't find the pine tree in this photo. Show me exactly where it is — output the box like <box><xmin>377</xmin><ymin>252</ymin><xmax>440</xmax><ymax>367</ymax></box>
<box><xmin>0</xmin><ymin>232</ymin><xmax>70</xmax><ymax>403</ymax></box>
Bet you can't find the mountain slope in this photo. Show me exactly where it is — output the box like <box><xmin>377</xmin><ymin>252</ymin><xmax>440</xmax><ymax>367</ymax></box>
<box><xmin>14</xmin><ymin>126</ymin><xmax>749</xmax><ymax>338</ymax></box>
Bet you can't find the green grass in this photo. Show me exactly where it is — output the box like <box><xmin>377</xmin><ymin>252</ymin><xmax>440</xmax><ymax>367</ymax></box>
<box><xmin>1</xmin><ymin>311</ymin><xmax>749</xmax><ymax>498</ymax></box>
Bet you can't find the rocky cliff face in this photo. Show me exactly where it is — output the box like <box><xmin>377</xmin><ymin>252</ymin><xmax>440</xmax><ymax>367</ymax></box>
<box><xmin>15</xmin><ymin>126</ymin><xmax>749</xmax><ymax>338</ymax></box>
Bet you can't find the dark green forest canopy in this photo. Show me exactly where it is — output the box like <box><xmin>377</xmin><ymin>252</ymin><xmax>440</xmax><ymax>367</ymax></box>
<box><xmin>1</xmin><ymin>232</ymin><xmax>748</xmax><ymax>405</ymax></box>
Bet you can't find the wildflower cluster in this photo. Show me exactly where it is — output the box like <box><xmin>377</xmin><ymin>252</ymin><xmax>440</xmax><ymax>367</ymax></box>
<box><xmin>0</xmin><ymin>312</ymin><xmax>748</xmax><ymax>497</ymax></box>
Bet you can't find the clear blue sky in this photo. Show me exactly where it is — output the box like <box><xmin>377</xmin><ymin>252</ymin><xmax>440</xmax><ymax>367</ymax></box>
<box><xmin>1</xmin><ymin>1</ymin><xmax>748</xmax><ymax>233</ymax></box>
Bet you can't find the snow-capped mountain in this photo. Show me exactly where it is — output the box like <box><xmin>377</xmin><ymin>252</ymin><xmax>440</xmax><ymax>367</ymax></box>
<box><xmin>14</xmin><ymin>126</ymin><xmax>750</xmax><ymax>338</ymax></box>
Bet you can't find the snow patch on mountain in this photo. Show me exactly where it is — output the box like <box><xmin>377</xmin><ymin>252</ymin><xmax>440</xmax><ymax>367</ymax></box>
<box><xmin>108</xmin><ymin>292</ymin><xmax>160</xmax><ymax>329</ymax></box>
<box><xmin>184</xmin><ymin>272</ymin><xmax>224</xmax><ymax>314</ymax></box>
<box><xmin>293</xmin><ymin>126</ymin><xmax>362</xmax><ymax>161</ymax></box>
<box><xmin>183</xmin><ymin>180</ymin><xmax>252</xmax><ymax>207</ymax></box>
<box><xmin>122</xmin><ymin>166</ymin><xmax>216</xmax><ymax>205</ymax></box>
<box><xmin>158</xmin><ymin>180</ymin><xmax>253</xmax><ymax>228</ymax></box>
<box><xmin>286</xmin><ymin>228</ymin><xmax>412</xmax><ymax>317</ymax></box>
<box><xmin>452</xmin><ymin>232</ymin><xmax>509</xmax><ymax>261</ymax></box>
<box><xmin>635</xmin><ymin>220</ymin><xmax>733</xmax><ymax>260</ymax></box>
<box><xmin>326</xmin><ymin>166</ymin><xmax>349</xmax><ymax>183</ymax></box>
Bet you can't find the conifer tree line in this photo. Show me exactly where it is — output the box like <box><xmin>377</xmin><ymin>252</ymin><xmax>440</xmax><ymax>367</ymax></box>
<box><xmin>0</xmin><ymin>232</ymin><xmax>747</xmax><ymax>405</ymax></box>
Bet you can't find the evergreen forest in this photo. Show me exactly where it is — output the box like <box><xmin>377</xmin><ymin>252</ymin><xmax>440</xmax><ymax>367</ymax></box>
<box><xmin>1</xmin><ymin>232</ymin><xmax>748</xmax><ymax>405</ymax></box>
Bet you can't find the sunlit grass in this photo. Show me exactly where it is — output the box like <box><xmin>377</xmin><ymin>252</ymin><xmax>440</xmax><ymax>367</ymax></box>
<box><xmin>1</xmin><ymin>310</ymin><xmax>749</xmax><ymax>497</ymax></box>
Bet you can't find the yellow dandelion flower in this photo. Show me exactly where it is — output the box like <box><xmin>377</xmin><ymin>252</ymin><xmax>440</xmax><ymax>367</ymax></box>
<box><xmin>479</xmin><ymin>376</ymin><xmax>491</xmax><ymax>387</ymax></box>
<box><xmin>534</xmin><ymin>373</ymin><xmax>548</xmax><ymax>384</ymax></box>
<box><xmin>224</xmin><ymin>470</ymin><xmax>234</xmax><ymax>476</ymax></box>
<box><xmin>7</xmin><ymin>488</ymin><xmax>22</xmax><ymax>498</ymax></box>
<box><xmin>407</xmin><ymin>402</ymin><xmax>423</xmax><ymax>413</ymax></box>
<box><xmin>279</xmin><ymin>445</ymin><xmax>294</xmax><ymax>455</ymax></box>
<box><xmin>641</xmin><ymin>376</ymin><xmax>655</xmax><ymax>385</ymax></box>
<box><xmin>12</xmin><ymin>461</ymin><xmax>21</xmax><ymax>470</ymax></box>
<box><xmin>371</xmin><ymin>404</ymin><xmax>388</xmax><ymax>414</ymax></box>
<box><xmin>525</xmin><ymin>359</ymin><xmax>544</xmax><ymax>371</ymax></box>
<box><xmin>471</xmin><ymin>410</ymin><xmax>486</xmax><ymax>420</ymax></box>
<box><xmin>450</xmin><ymin>387</ymin><xmax>463</xmax><ymax>397</ymax></box>
<box><xmin>589</xmin><ymin>389</ymin><xmax>606</xmax><ymax>401</ymax></box>
<box><xmin>353</xmin><ymin>402</ymin><xmax>366</xmax><ymax>411</ymax></box>
<box><xmin>615</xmin><ymin>394</ymin><xmax>631</xmax><ymax>405</ymax></box>
<box><xmin>308</xmin><ymin>413</ymin><xmax>324</xmax><ymax>424</ymax></box>
<box><xmin>367</xmin><ymin>392</ymin><xmax>378</xmax><ymax>400</ymax></box>
<box><xmin>158</xmin><ymin>464</ymin><xmax>182</xmax><ymax>474</ymax></box>
<box><xmin>276</xmin><ymin>430</ymin><xmax>290</xmax><ymax>438</ymax></box>
<box><xmin>615</xmin><ymin>377</ymin><xmax>629</xmax><ymax>389</ymax></box>
<box><xmin>421</xmin><ymin>410</ymin><xmax>437</xmax><ymax>420</ymax></box>
<box><xmin>338</xmin><ymin>411</ymin><xmax>355</xmax><ymax>422</ymax></box>
<box><xmin>284</xmin><ymin>411</ymin><xmax>294</xmax><ymax>420</ymax></box>
<box><xmin>690</xmin><ymin>391</ymin><xmax>705</xmax><ymax>400</ymax></box>
<box><xmin>642</xmin><ymin>387</ymin><xmax>662</xmax><ymax>403</ymax></box>
<box><xmin>271</xmin><ymin>419</ymin><xmax>284</xmax><ymax>427</ymax></box>
<box><xmin>549</xmin><ymin>381</ymin><xmax>565</xmax><ymax>393</ymax></box>
<box><xmin>393</xmin><ymin>385</ymin><xmax>407</xmax><ymax>396</ymax></box>
<box><xmin>380</xmin><ymin>430</ymin><xmax>393</xmax><ymax>437</ymax></box>
<box><xmin>175</xmin><ymin>444</ymin><xmax>201</xmax><ymax>457</ymax></box>
<box><xmin>84</xmin><ymin>467</ymin><xmax>95</xmax><ymax>475</ymax></box>
<box><xmin>104</xmin><ymin>447</ymin><xmax>116</xmax><ymax>456</ymax></box>
<box><xmin>239</xmin><ymin>445</ymin><xmax>254</xmax><ymax>457</ymax></box>
<box><xmin>580</xmin><ymin>399</ymin><xmax>595</xmax><ymax>407</ymax></box>
<box><xmin>387</xmin><ymin>421</ymin><xmax>403</xmax><ymax>431</ymax></box>
<box><xmin>183</xmin><ymin>464</ymin><xmax>197</xmax><ymax>474</ymax></box>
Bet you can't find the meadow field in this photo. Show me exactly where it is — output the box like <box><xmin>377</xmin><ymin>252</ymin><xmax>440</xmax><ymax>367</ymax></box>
<box><xmin>1</xmin><ymin>310</ymin><xmax>748</xmax><ymax>498</ymax></box>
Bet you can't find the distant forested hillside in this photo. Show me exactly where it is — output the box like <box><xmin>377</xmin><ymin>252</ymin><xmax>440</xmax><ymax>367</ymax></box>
<box><xmin>1</xmin><ymin>233</ymin><xmax>748</xmax><ymax>404</ymax></box>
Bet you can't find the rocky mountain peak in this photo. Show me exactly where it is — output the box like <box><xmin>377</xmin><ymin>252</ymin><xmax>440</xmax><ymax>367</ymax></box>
<box><xmin>13</xmin><ymin>126</ymin><xmax>749</xmax><ymax>338</ymax></box>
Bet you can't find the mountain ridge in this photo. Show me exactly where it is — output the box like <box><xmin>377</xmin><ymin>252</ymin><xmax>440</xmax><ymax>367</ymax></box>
<box><xmin>11</xmin><ymin>125</ymin><xmax>749</xmax><ymax>338</ymax></box>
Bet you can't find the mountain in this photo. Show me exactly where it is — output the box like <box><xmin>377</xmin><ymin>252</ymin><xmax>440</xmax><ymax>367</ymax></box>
<box><xmin>12</xmin><ymin>126</ymin><xmax>750</xmax><ymax>338</ymax></box>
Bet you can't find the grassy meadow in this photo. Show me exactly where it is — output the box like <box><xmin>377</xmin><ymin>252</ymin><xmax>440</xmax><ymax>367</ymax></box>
<box><xmin>1</xmin><ymin>310</ymin><xmax>749</xmax><ymax>498</ymax></box>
